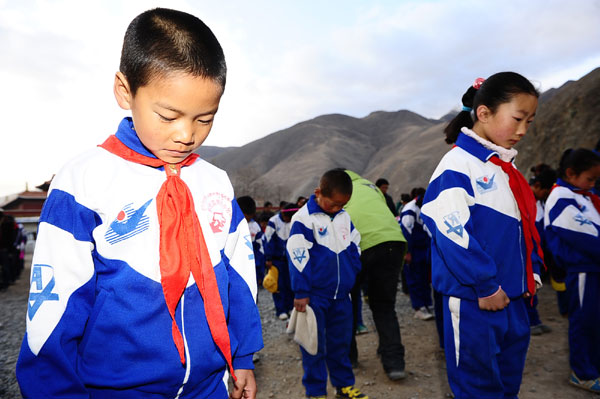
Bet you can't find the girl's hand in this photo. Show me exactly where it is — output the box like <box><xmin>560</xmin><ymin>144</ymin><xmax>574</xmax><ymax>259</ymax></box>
<box><xmin>230</xmin><ymin>369</ymin><xmax>257</xmax><ymax>399</ymax></box>
<box><xmin>478</xmin><ymin>287</ymin><xmax>510</xmax><ymax>311</ymax></box>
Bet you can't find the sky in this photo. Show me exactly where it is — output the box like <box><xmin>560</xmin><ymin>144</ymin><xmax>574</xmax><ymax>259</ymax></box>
<box><xmin>1</xmin><ymin>0</ymin><xmax>600</xmax><ymax>197</ymax></box>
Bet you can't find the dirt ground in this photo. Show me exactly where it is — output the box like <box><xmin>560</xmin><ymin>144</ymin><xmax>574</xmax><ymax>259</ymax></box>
<box><xmin>254</xmin><ymin>282</ymin><xmax>598</xmax><ymax>399</ymax></box>
<box><xmin>2</xmin><ymin>256</ymin><xmax>598</xmax><ymax>398</ymax></box>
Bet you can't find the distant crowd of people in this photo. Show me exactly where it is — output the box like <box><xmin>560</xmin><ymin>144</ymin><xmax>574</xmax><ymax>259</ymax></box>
<box><xmin>0</xmin><ymin>210</ymin><xmax>27</xmax><ymax>290</ymax></box>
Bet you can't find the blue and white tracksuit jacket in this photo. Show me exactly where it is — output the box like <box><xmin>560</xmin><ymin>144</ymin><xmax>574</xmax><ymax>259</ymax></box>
<box><xmin>16</xmin><ymin>118</ymin><xmax>263</xmax><ymax>399</ymax></box>
<box><xmin>264</xmin><ymin>213</ymin><xmax>294</xmax><ymax>314</ymax></box>
<box><xmin>286</xmin><ymin>195</ymin><xmax>362</xmax><ymax>396</ymax></box>
<box><xmin>248</xmin><ymin>219</ymin><xmax>265</xmax><ymax>283</ymax></box>
<box><xmin>400</xmin><ymin>198</ymin><xmax>432</xmax><ymax>310</ymax></box>
<box><xmin>421</xmin><ymin>129</ymin><xmax>541</xmax><ymax>398</ymax></box>
<box><xmin>544</xmin><ymin>179</ymin><xmax>600</xmax><ymax>380</ymax></box>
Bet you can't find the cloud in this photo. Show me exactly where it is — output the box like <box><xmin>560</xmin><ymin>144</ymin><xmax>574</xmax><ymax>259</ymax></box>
<box><xmin>0</xmin><ymin>0</ymin><xmax>599</xmax><ymax>196</ymax></box>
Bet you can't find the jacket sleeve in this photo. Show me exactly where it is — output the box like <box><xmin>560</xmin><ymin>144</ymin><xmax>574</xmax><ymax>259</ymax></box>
<box><xmin>400</xmin><ymin>208</ymin><xmax>416</xmax><ymax>254</ymax></box>
<box><xmin>263</xmin><ymin>219</ymin><xmax>277</xmax><ymax>260</ymax></box>
<box><xmin>286</xmin><ymin>217</ymin><xmax>315</xmax><ymax>299</ymax></box>
<box><xmin>545</xmin><ymin>196</ymin><xmax>600</xmax><ymax>267</ymax></box>
<box><xmin>223</xmin><ymin>200</ymin><xmax>264</xmax><ymax>370</ymax></box>
<box><xmin>421</xmin><ymin>169</ymin><xmax>500</xmax><ymax>298</ymax></box>
<box><xmin>16</xmin><ymin>188</ymin><xmax>100</xmax><ymax>398</ymax></box>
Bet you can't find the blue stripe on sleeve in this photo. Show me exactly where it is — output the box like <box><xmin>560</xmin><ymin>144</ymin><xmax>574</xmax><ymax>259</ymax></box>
<box><xmin>425</xmin><ymin>169</ymin><xmax>474</xmax><ymax>203</ymax></box>
<box><xmin>40</xmin><ymin>189</ymin><xmax>102</xmax><ymax>242</ymax></box>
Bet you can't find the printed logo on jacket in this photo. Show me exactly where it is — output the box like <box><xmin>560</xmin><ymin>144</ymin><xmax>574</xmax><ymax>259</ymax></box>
<box><xmin>105</xmin><ymin>199</ymin><xmax>153</xmax><ymax>244</ymax></box>
<box><xmin>201</xmin><ymin>192</ymin><xmax>232</xmax><ymax>233</ymax></box>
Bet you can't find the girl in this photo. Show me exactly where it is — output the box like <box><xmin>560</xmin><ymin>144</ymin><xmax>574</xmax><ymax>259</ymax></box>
<box><xmin>544</xmin><ymin>148</ymin><xmax>600</xmax><ymax>393</ymax></box>
<box><xmin>421</xmin><ymin>72</ymin><xmax>544</xmax><ymax>399</ymax></box>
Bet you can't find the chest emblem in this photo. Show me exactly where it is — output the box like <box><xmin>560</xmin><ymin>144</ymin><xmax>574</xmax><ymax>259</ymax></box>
<box><xmin>201</xmin><ymin>192</ymin><xmax>232</xmax><ymax>233</ymax></box>
<box><xmin>105</xmin><ymin>199</ymin><xmax>152</xmax><ymax>244</ymax></box>
<box><xmin>475</xmin><ymin>174</ymin><xmax>497</xmax><ymax>194</ymax></box>
<box><xmin>318</xmin><ymin>226</ymin><xmax>328</xmax><ymax>237</ymax></box>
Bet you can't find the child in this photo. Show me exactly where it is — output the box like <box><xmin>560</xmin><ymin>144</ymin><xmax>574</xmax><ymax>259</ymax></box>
<box><xmin>544</xmin><ymin>148</ymin><xmax>600</xmax><ymax>393</ymax></box>
<box><xmin>264</xmin><ymin>202</ymin><xmax>297</xmax><ymax>320</ymax></box>
<box><xmin>16</xmin><ymin>8</ymin><xmax>262</xmax><ymax>399</ymax></box>
<box><xmin>286</xmin><ymin>169</ymin><xmax>368</xmax><ymax>399</ymax></box>
<box><xmin>400</xmin><ymin>187</ymin><xmax>434</xmax><ymax>321</ymax></box>
<box><xmin>238</xmin><ymin>195</ymin><xmax>265</xmax><ymax>285</ymax></box>
<box><xmin>527</xmin><ymin>166</ymin><xmax>558</xmax><ymax>333</ymax></box>
<box><xmin>421</xmin><ymin>72</ymin><xmax>544</xmax><ymax>399</ymax></box>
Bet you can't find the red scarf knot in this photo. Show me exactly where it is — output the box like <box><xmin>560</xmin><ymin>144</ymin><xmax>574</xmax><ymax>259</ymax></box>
<box><xmin>488</xmin><ymin>155</ymin><xmax>544</xmax><ymax>299</ymax></box>
<box><xmin>100</xmin><ymin>135</ymin><xmax>236</xmax><ymax>381</ymax></box>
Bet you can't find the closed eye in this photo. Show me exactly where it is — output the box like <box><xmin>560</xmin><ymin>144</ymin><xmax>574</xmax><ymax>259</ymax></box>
<box><xmin>157</xmin><ymin>113</ymin><xmax>176</xmax><ymax>122</ymax></box>
<box><xmin>198</xmin><ymin>118</ymin><xmax>213</xmax><ymax>125</ymax></box>
<box><xmin>513</xmin><ymin>117</ymin><xmax>523</xmax><ymax>122</ymax></box>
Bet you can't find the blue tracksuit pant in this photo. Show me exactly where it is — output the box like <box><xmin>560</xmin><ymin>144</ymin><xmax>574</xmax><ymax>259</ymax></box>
<box><xmin>405</xmin><ymin>260</ymin><xmax>432</xmax><ymax>310</ymax></box>
<box><xmin>443</xmin><ymin>296</ymin><xmax>530</xmax><ymax>399</ymax></box>
<box><xmin>300</xmin><ymin>295</ymin><xmax>354</xmax><ymax>397</ymax></box>
<box><xmin>272</xmin><ymin>259</ymin><xmax>294</xmax><ymax>316</ymax></box>
<box><xmin>524</xmin><ymin>294</ymin><xmax>542</xmax><ymax>326</ymax></box>
<box><xmin>567</xmin><ymin>271</ymin><xmax>600</xmax><ymax>380</ymax></box>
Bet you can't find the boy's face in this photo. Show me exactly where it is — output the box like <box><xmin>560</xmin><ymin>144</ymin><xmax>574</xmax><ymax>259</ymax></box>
<box><xmin>531</xmin><ymin>182</ymin><xmax>550</xmax><ymax>201</ymax></box>
<box><xmin>314</xmin><ymin>188</ymin><xmax>351</xmax><ymax>214</ymax></box>
<box><xmin>114</xmin><ymin>71</ymin><xmax>223</xmax><ymax>164</ymax></box>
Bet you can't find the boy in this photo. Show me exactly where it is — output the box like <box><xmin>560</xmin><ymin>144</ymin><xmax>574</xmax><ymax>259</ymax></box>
<box><xmin>16</xmin><ymin>8</ymin><xmax>262</xmax><ymax>399</ymax></box>
<box><xmin>286</xmin><ymin>169</ymin><xmax>368</xmax><ymax>399</ymax></box>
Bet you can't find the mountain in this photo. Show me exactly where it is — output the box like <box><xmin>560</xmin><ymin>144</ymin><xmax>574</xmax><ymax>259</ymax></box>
<box><xmin>207</xmin><ymin>67</ymin><xmax>600</xmax><ymax>203</ymax></box>
<box><xmin>194</xmin><ymin>145</ymin><xmax>236</xmax><ymax>159</ymax></box>
<box><xmin>515</xmin><ymin>67</ymin><xmax>600</xmax><ymax>174</ymax></box>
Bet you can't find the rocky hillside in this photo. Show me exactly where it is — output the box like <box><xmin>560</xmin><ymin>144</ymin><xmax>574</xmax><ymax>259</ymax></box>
<box><xmin>516</xmin><ymin>67</ymin><xmax>600</xmax><ymax>175</ymax></box>
<box><xmin>207</xmin><ymin>67</ymin><xmax>600</xmax><ymax>203</ymax></box>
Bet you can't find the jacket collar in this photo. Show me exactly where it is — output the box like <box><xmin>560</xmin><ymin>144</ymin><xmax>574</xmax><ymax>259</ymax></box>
<box><xmin>306</xmin><ymin>194</ymin><xmax>344</xmax><ymax>217</ymax></box>
<box><xmin>457</xmin><ymin>127</ymin><xmax>518</xmax><ymax>163</ymax></box>
<box><xmin>115</xmin><ymin>117</ymin><xmax>157</xmax><ymax>159</ymax></box>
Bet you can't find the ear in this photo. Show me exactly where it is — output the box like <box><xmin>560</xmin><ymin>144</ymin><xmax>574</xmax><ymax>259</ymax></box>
<box><xmin>114</xmin><ymin>72</ymin><xmax>133</xmax><ymax>110</ymax></box>
<box><xmin>565</xmin><ymin>167</ymin><xmax>577</xmax><ymax>179</ymax></box>
<box><xmin>314</xmin><ymin>187</ymin><xmax>321</xmax><ymax>196</ymax></box>
<box><xmin>475</xmin><ymin>105</ymin><xmax>492</xmax><ymax>123</ymax></box>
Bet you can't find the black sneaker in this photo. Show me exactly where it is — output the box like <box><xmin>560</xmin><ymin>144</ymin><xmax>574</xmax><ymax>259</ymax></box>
<box><xmin>335</xmin><ymin>386</ymin><xmax>368</xmax><ymax>398</ymax></box>
<box><xmin>386</xmin><ymin>369</ymin><xmax>407</xmax><ymax>381</ymax></box>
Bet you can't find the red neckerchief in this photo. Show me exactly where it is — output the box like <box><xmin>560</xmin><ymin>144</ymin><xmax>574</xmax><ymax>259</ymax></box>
<box><xmin>551</xmin><ymin>182</ymin><xmax>600</xmax><ymax>215</ymax></box>
<box><xmin>488</xmin><ymin>156</ymin><xmax>544</xmax><ymax>298</ymax></box>
<box><xmin>575</xmin><ymin>189</ymin><xmax>600</xmax><ymax>215</ymax></box>
<box><xmin>100</xmin><ymin>135</ymin><xmax>236</xmax><ymax>381</ymax></box>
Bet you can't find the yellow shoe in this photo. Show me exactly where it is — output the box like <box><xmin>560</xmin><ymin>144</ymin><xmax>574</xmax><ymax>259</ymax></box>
<box><xmin>336</xmin><ymin>386</ymin><xmax>368</xmax><ymax>399</ymax></box>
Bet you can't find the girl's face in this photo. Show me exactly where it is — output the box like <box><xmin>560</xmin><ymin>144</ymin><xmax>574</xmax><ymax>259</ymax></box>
<box><xmin>474</xmin><ymin>93</ymin><xmax>538</xmax><ymax>149</ymax></box>
<box><xmin>565</xmin><ymin>164</ymin><xmax>600</xmax><ymax>191</ymax></box>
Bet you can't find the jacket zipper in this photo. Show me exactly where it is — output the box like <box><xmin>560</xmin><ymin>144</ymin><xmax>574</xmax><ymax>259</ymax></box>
<box><xmin>330</xmin><ymin>214</ymin><xmax>340</xmax><ymax>300</ymax></box>
<box><xmin>518</xmin><ymin>225</ymin><xmax>525</xmax><ymax>293</ymax></box>
<box><xmin>174</xmin><ymin>293</ymin><xmax>191</xmax><ymax>399</ymax></box>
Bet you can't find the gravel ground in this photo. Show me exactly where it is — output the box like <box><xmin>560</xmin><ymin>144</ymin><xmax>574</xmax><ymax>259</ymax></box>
<box><xmin>1</xmin><ymin>255</ymin><xmax>597</xmax><ymax>398</ymax></box>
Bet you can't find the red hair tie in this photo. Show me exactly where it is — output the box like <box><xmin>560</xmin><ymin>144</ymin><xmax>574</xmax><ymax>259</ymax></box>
<box><xmin>473</xmin><ymin>77</ymin><xmax>485</xmax><ymax>90</ymax></box>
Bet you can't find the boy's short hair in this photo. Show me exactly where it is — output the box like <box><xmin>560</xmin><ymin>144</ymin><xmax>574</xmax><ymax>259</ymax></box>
<box><xmin>120</xmin><ymin>8</ymin><xmax>227</xmax><ymax>95</ymax></box>
<box><xmin>320</xmin><ymin>169</ymin><xmax>353</xmax><ymax>197</ymax></box>
<box><xmin>375</xmin><ymin>178</ymin><xmax>389</xmax><ymax>187</ymax></box>
<box><xmin>237</xmin><ymin>196</ymin><xmax>256</xmax><ymax>216</ymax></box>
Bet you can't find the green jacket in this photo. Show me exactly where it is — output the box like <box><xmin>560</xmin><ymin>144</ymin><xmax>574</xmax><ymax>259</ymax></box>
<box><xmin>344</xmin><ymin>170</ymin><xmax>406</xmax><ymax>252</ymax></box>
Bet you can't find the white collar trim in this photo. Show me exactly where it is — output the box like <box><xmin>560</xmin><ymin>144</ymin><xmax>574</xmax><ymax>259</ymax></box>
<box><xmin>461</xmin><ymin>127</ymin><xmax>518</xmax><ymax>162</ymax></box>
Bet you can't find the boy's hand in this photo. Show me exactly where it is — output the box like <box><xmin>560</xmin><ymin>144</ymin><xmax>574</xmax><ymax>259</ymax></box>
<box><xmin>294</xmin><ymin>297</ymin><xmax>310</xmax><ymax>312</ymax></box>
<box><xmin>230</xmin><ymin>369</ymin><xmax>256</xmax><ymax>399</ymax></box>
<box><xmin>478</xmin><ymin>287</ymin><xmax>510</xmax><ymax>311</ymax></box>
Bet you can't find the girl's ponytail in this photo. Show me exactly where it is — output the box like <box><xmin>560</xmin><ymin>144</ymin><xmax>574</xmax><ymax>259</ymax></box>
<box><xmin>444</xmin><ymin>86</ymin><xmax>477</xmax><ymax>144</ymax></box>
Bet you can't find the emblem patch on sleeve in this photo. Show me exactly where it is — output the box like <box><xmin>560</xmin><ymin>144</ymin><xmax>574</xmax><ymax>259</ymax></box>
<box><xmin>443</xmin><ymin>211</ymin><xmax>464</xmax><ymax>238</ymax></box>
<box><xmin>28</xmin><ymin>264</ymin><xmax>59</xmax><ymax>320</ymax></box>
